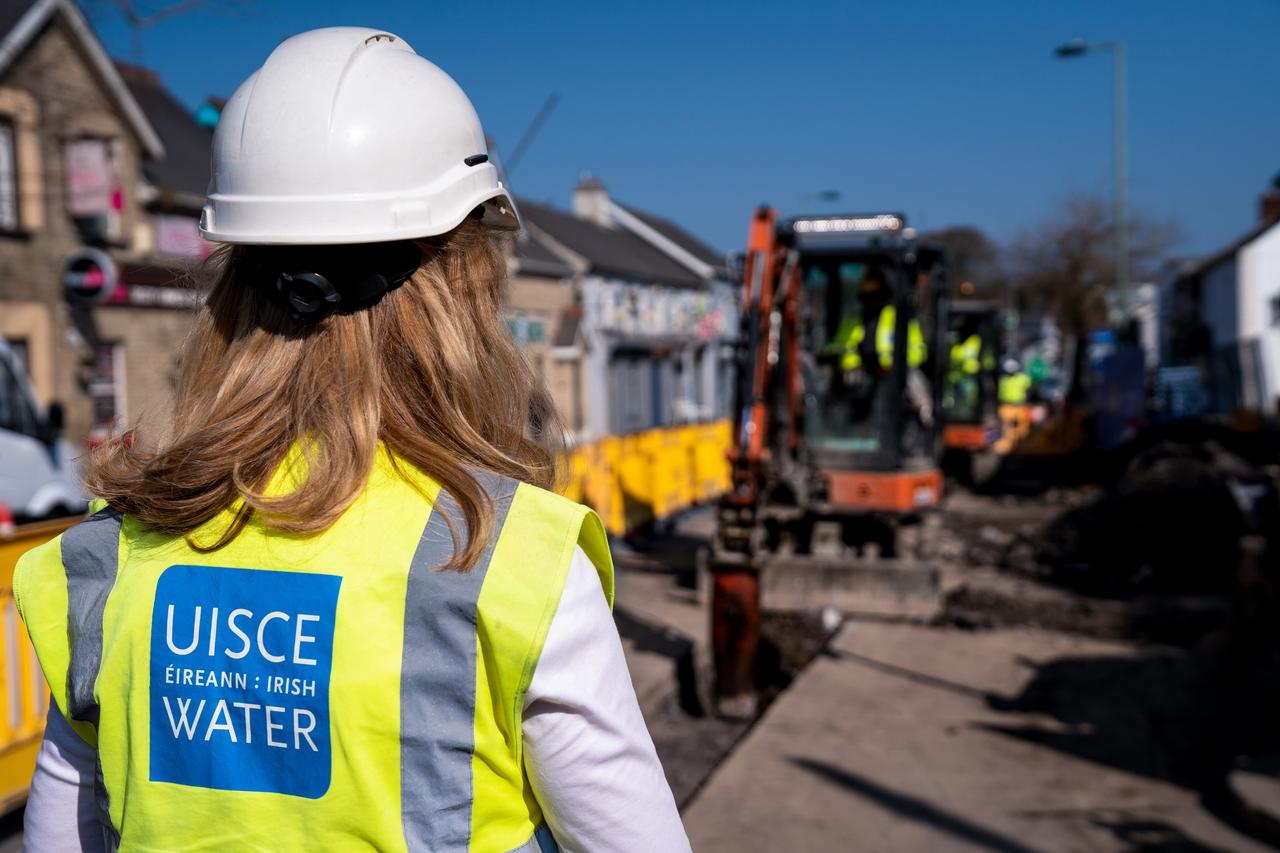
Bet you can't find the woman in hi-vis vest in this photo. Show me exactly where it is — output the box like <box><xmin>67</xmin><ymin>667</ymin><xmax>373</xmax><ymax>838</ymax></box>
<box><xmin>17</xmin><ymin>27</ymin><xmax>690</xmax><ymax>852</ymax></box>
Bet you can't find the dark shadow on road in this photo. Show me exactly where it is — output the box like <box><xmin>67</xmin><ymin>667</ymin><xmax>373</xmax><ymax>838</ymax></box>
<box><xmin>0</xmin><ymin>805</ymin><xmax>22</xmax><ymax>852</ymax></box>
<box><xmin>981</xmin><ymin>649</ymin><xmax>1280</xmax><ymax>850</ymax></box>
<box><xmin>1014</xmin><ymin>807</ymin><xmax>1235</xmax><ymax>852</ymax></box>
<box><xmin>822</xmin><ymin>646</ymin><xmax>998</xmax><ymax>701</ymax></box>
<box><xmin>819</xmin><ymin>646</ymin><xmax>1280</xmax><ymax>849</ymax></box>
<box><xmin>613</xmin><ymin>607</ymin><xmax>702</xmax><ymax>715</ymax></box>
<box><xmin>788</xmin><ymin>757</ymin><xmax>1042</xmax><ymax>853</ymax></box>
<box><xmin>613</xmin><ymin>531</ymin><xmax>707</xmax><ymax>585</ymax></box>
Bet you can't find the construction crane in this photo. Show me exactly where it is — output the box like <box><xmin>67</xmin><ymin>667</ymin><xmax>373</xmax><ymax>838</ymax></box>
<box><xmin>712</xmin><ymin>208</ymin><xmax>949</xmax><ymax>716</ymax></box>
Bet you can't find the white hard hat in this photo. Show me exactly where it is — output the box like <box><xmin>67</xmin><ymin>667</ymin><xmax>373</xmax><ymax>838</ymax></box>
<box><xmin>200</xmin><ymin>27</ymin><xmax>518</xmax><ymax>245</ymax></box>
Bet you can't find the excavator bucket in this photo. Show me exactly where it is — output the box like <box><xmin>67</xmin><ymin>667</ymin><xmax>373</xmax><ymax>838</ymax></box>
<box><xmin>758</xmin><ymin>554</ymin><xmax>941</xmax><ymax>620</ymax></box>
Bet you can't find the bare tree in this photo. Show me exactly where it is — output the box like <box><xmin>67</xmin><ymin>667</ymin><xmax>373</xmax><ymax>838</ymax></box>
<box><xmin>80</xmin><ymin>1</ymin><xmax>256</xmax><ymax>60</ymax></box>
<box><xmin>1009</xmin><ymin>194</ymin><xmax>1180</xmax><ymax>396</ymax></box>
<box><xmin>921</xmin><ymin>225</ymin><xmax>1007</xmax><ymax>301</ymax></box>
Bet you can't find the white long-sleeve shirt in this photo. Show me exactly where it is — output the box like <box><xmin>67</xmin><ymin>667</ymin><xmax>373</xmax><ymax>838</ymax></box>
<box><xmin>24</xmin><ymin>547</ymin><xmax>690</xmax><ymax>852</ymax></box>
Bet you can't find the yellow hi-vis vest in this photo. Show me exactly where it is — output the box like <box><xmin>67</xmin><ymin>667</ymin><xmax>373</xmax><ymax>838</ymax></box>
<box><xmin>15</xmin><ymin>446</ymin><xmax>612</xmax><ymax>852</ymax></box>
<box><xmin>999</xmin><ymin>372</ymin><xmax>1032</xmax><ymax>404</ymax></box>
<box><xmin>950</xmin><ymin>334</ymin><xmax>982</xmax><ymax>375</ymax></box>
<box><xmin>832</xmin><ymin>305</ymin><xmax>926</xmax><ymax>371</ymax></box>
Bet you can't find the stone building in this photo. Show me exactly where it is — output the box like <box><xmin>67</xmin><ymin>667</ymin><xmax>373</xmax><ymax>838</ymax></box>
<box><xmin>507</xmin><ymin>228</ymin><xmax>584</xmax><ymax>436</ymax></box>
<box><xmin>0</xmin><ymin>0</ymin><xmax>205</xmax><ymax>447</ymax></box>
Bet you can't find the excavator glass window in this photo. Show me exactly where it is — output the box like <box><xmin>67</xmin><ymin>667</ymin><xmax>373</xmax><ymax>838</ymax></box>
<box><xmin>943</xmin><ymin>305</ymin><xmax>1001</xmax><ymax>427</ymax></box>
<box><xmin>800</xmin><ymin>262</ymin><xmax>892</xmax><ymax>455</ymax></box>
<box><xmin>797</xmin><ymin>252</ymin><xmax>938</xmax><ymax>472</ymax></box>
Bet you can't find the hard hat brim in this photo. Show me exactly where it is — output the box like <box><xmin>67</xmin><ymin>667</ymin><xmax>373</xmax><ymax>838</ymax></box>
<box><xmin>201</xmin><ymin>174</ymin><xmax>519</xmax><ymax>245</ymax></box>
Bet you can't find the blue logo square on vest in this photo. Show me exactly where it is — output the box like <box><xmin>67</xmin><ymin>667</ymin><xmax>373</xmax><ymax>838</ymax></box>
<box><xmin>150</xmin><ymin>565</ymin><xmax>342</xmax><ymax>798</ymax></box>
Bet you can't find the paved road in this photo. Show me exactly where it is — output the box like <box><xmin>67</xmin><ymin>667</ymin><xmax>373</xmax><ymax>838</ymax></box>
<box><xmin>0</xmin><ymin>808</ymin><xmax>20</xmax><ymax>852</ymax></box>
<box><xmin>684</xmin><ymin>620</ymin><xmax>1272</xmax><ymax>852</ymax></box>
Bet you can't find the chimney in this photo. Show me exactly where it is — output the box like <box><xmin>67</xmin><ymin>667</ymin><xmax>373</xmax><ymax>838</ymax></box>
<box><xmin>195</xmin><ymin>97</ymin><xmax>225</xmax><ymax>129</ymax></box>
<box><xmin>1262</xmin><ymin>172</ymin><xmax>1280</xmax><ymax>224</ymax></box>
<box><xmin>572</xmin><ymin>173</ymin><xmax>613</xmax><ymax>227</ymax></box>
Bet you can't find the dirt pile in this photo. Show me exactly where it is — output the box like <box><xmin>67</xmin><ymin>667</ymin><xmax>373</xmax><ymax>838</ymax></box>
<box><xmin>1039</xmin><ymin>441</ymin><xmax>1278</xmax><ymax>596</ymax></box>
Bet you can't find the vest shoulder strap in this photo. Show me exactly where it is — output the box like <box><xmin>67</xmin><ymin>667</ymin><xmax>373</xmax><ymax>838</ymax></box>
<box><xmin>480</xmin><ymin>479</ymin><xmax>613</xmax><ymax>718</ymax></box>
<box><xmin>15</xmin><ymin>506</ymin><xmax>125</xmax><ymax>747</ymax></box>
<box><xmin>465</xmin><ymin>480</ymin><xmax>613</xmax><ymax>851</ymax></box>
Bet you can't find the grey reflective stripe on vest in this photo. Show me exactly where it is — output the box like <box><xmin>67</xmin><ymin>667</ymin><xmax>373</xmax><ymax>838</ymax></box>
<box><xmin>401</xmin><ymin>471</ymin><xmax>517</xmax><ymax>852</ymax></box>
<box><xmin>60</xmin><ymin>506</ymin><xmax>124</xmax><ymax>846</ymax></box>
<box><xmin>61</xmin><ymin>507</ymin><xmax>124</xmax><ymax>726</ymax></box>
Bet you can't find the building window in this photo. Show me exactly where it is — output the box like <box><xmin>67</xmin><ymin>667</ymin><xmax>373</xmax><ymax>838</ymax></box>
<box><xmin>527</xmin><ymin>319</ymin><xmax>546</xmax><ymax>344</ymax></box>
<box><xmin>65</xmin><ymin>138</ymin><xmax>124</xmax><ymax>244</ymax></box>
<box><xmin>154</xmin><ymin>214</ymin><xmax>210</xmax><ymax>259</ymax></box>
<box><xmin>505</xmin><ymin>312</ymin><xmax>549</xmax><ymax>346</ymax></box>
<box><xmin>88</xmin><ymin>342</ymin><xmax>125</xmax><ymax>437</ymax></box>
<box><xmin>0</xmin><ymin>120</ymin><xmax>18</xmax><ymax>231</ymax></box>
<box><xmin>6</xmin><ymin>337</ymin><xmax>28</xmax><ymax>378</ymax></box>
<box><xmin>1270</xmin><ymin>294</ymin><xmax>1280</xmax><ymax>328</ymax></box>
<box><xmin>0</xmin><ymin>355</ymin><xmax>36</xmax><ymax>436</ymax></box>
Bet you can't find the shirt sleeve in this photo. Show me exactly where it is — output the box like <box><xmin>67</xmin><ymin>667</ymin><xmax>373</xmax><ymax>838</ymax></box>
<box><xmin>522</xmin><ymin>546</ymin><xmax>690</xmax><ymax>853</ymax></box>
<box><xmin>23</xmin><ymin>704</ymin><xmax>107</xmax><ymax>853</ymax></box>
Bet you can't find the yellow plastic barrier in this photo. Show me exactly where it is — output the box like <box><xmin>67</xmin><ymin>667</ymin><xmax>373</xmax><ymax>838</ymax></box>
<box><xmin>645</xmin><ymin>428</ymin><xmax>694</xmax><ymax>521</ymax></box>
<box><xmin>558</xmin><ymin>442</ymin><xmax>588</xmax><ymax>506</ymax></box>
<box><xmin>692</xmin><ymin>421</ymin><xmax>732</xmax><ymax>501</ymax></box>
<box><xmin>579</xmin><ymin>437</ymin><xmax>623</xmax><ymax>537</ymax></box>
<box><xmin>559</xmin><ymin>419</ymin><xmax>732</xmax><ymax>537</ymax></box>
<box><xmin>617</xmin><ymin>432</ymin><xmax>657</xmax><ymax>533</ymax></box>
<box><xmin>0</xmin><ymin>517</ymin><xmax>77</xmax><ymax>814</ymax></box>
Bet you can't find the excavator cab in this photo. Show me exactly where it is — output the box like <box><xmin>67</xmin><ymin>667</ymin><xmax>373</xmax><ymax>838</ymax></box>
<box><xmin>793</xmin><ymin>226</ymin><xmax>948</xmax><ymax>512</ymax></box>
<box><xmin>720</xmin><ymin>210</ymin><xmax>949</xmax><ymax>554</ymax></box>
<box><xmin>941</xmin><ymin>301</ymin><xmax>1003</xmax><ymax>468</ymax></box>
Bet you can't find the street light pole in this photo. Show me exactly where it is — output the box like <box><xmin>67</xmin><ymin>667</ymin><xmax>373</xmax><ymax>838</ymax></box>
<box><xmin>1113</xmin><ymin>41</ymin><xmax>1128</xmax><ymax>323</ymax></box>
<box><xmin>1054</xmin><ymin>38</ymin><xmax>1129</xmax><ymax>321</ymax></box>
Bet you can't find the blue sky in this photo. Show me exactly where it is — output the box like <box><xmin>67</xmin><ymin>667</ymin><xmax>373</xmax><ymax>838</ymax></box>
<box><xmin>87</xmin><ymin>0</ymin><xmax>1279</xmax><ymax>257</ymax></box>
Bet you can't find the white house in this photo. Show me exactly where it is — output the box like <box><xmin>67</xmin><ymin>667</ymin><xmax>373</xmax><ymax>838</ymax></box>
<box><xmin>1162</xmin><ymin>177</ymin><xmax>1280</xmax><ymax>414</ymax></box>
<box><xmin>1237</xmin><ymin>212</ymin><xmax>1280</xmax><ymax>410</ymax></box>
<box><xmin>518</xmin><ymin>177</ymin><xmax>738</xmax><ymax>443</ymax></box>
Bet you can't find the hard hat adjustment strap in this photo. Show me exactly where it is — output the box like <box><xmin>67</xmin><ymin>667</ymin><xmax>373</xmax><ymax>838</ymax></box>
<box><xmin>274</xmin><ymin>270</ymin><xmax>341</xmax><ymax>322</ymax></box>
<box><xmin>241</xmin><ymin>241</ymin><xmax>422</xmax><ymax>324</ymax></box>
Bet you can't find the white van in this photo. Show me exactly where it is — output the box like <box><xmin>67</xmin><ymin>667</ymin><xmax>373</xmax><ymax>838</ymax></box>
<box><xmin>0</xmin><ymin>336</ymin><xmax>86</xmax><ymax>521</ymax></box>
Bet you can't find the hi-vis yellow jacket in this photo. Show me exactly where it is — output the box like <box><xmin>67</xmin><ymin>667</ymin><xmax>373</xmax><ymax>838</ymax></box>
<box><xmin>831</xmin><ymin>305</ymin><xmax>927</xmax><ymax>372</ymax></box>
<box><xmin>15</xmin><ymin>446</ymin><xmax>612</xmax><ymax>852</ymax></box>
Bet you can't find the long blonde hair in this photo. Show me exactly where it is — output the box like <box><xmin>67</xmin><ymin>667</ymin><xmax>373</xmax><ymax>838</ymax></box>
<box><xmin>85</xmin><ymin>219</ymin><xmax>561</xmax><ymax>571</ymax></box>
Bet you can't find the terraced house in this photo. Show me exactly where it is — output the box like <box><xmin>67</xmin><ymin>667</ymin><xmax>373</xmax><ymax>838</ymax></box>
<box><xmin>0</xmin><ymin>0</ymin><xmax>206</xmax><ymax>447</ymax></box>
<box><xmin>518</xmin><ymin>176</ymin><xmax>738</xmax><ymax>445</ymax></box>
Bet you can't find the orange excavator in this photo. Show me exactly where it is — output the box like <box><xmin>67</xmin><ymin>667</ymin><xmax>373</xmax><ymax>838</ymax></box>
<box><xmin>941</xmin><ymin>301</ymin><xmax>1003</xmax><ymax>485</ymax></box>
<box><xmin>712</xmin><ymin>208</ymin><xmax>949</xmax><ymax>715</ymax></box>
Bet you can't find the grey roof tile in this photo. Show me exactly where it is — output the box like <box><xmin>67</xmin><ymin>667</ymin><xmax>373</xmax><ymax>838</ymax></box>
<box><xmin>117</xmin><ymin>62</ymin><xmax>212</xmax><ymax>200</ymax></box>
<box><xmin>0</xmin><ymin>0</ymin><xmax>38</xmax><ymax>44</ymax></box>
<box><xmin>513</xmin><ymin>228</ymin><xmax>574</xmax><ymax>278</ymax></box>
<box><xmin>516</xmin><ymin>197</ymin><xmax>705</xmax><ymax>288</ymax></box>
<box><xmin>618</xmin><ymin>202</ymin><xmax>728</xmax><ymax>277</ymax></box>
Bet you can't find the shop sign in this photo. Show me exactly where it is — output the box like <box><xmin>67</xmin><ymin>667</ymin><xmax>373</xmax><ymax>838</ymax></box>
<box><xmin>113</xmin><ymin>284</ymin><xmax>203</xmax><ymax>309</ymax></box>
